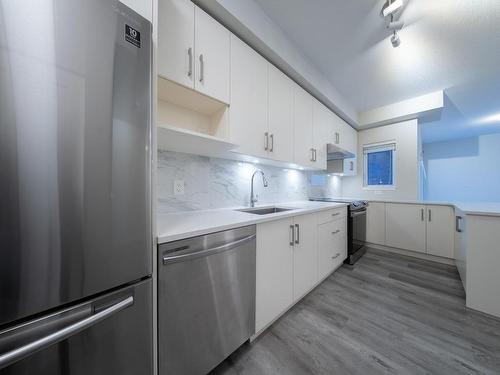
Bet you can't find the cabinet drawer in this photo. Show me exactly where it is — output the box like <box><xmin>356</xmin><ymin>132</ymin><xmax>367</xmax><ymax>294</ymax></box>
<box><xmin>317</xmin><ymin>218</ymin><xmax>346</xmax><ymax>280</ymax></box>
<box><xmin>317</xmin><ymin>207</ymin><xmax>346</xmax><ymax>225</ymax></box>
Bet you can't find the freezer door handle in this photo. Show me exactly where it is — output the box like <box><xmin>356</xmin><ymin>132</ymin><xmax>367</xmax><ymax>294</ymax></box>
<box><xmin>0</xmin><ymin>296</ymin><xmax>134</xmax><ymax>370</ymax></box>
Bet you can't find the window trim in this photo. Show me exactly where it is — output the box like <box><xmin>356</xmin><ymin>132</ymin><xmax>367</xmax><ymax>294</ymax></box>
<box><xmin>363</xmin><ymin>141</ymin><xmax>397</xmax><ymax>190</ymax></box>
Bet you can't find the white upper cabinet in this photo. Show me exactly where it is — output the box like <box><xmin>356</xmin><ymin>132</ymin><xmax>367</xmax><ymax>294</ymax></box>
<box><xmin>158</xmin><ymin>0</ymin><xmax>230</xmax><ymax>103</ymax></box>
<box><xmin>293</xmin><ymin>85</ymin><xmax>315</xmax><ymax>168</ymax></box>
<box><xmin>229</xmin><ymin>35</ymin><xmax>269</xmax><ymax>158</ymax></box>
<box><xmin>331</xmin><ymin>112</ymin><xmax>357</xmax><ymax>156</ymax></box>
<box><xmin>194</xmin><ymin>7</ymin><xmax>230</xmax><ymax>103</ymax></box>
<box><xmin>268</xmin><ymin>65</ymin><xmax>294</xmax><ymax>162</ymax></box>
<box><xmin>158</xmin><ymin>0</ymin><xmax>195</xmax><ymax>88</ymax></box>
<box><xmin>312</xmin><ymin>99</ymin><xmax>330</xmax><ymax>170</ymax></box>
<box><xmin>386</xmin><ymin>203</ymin><xmax>427</xmax><ymax>253</ymax></box>
<box><xmin>426</xmin><ymin>205</ymin><xmax>455</xmax><ymax>258</ymax></box>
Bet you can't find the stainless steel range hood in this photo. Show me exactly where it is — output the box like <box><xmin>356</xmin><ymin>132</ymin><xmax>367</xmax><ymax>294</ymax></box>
<box><xmin>327</xmin><ymin>143</ymin><xmax>355</xmax><ymax>160</ymax></box>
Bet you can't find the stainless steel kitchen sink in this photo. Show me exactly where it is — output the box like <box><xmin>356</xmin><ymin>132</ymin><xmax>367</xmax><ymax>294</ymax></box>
<box><xmin>235</xmin><ymin>206</ymin><xmax>295</xmax><ymax>215</ymax></box>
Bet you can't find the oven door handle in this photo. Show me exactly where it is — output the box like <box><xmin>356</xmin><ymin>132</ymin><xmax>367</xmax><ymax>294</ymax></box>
<box><xmin>350</xmin><ymin>210</ymin><xmax>367</xmax><ymax>218</ymax></box>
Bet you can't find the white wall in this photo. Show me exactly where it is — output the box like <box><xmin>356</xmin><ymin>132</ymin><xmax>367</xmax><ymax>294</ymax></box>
<box><xmin>120</xmin><ymin>0</ymin><xmax>152</xmax><ymax>21</ymax></box>
<box><xmin>423</xmin><ymin>133</ymin><xmax>500</xmax><ymax>202</ymax></box>
<box><xmin>342</xmin><ymin>119</ymin><xmax>420</xmax><ymax>200</ymax></box>
<box><xmin>157</xmin><ymin>150</ymin><xmax>309</xmax><ymax>213</ymax></box>
<box><xmin>194</xmin><ymin>0</ymin><xmax>358</xmax><ymax>125</ymax></box>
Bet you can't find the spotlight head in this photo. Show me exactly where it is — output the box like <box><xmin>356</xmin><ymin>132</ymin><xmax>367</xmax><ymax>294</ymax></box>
<box><xmin>391</xmin><ymin>32</ymin><xmax>401</xmax><ymax>48</ymax></box>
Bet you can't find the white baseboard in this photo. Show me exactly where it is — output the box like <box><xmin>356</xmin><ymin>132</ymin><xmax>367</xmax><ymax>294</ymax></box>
<box><xmin>365</xmin><ymin>242</ymin><xmax>456</xmax><ymax>265</ymax></box>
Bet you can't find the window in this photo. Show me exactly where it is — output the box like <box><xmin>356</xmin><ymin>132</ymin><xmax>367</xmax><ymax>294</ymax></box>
<box><xmin>363</xmin><ymin>143</ymin><xmax>396</xmax><ymax>188</ymax></box>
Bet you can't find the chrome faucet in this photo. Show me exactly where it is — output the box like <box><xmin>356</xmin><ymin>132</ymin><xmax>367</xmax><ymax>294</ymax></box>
<box><xmin>250</xmin><ymin>170</ymin><xmax>268</xmax><ymax>207</ymax></box>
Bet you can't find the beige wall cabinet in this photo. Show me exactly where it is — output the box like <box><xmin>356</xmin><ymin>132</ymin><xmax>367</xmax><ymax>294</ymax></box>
<box><xmin>158</xmin><ymin>0</ymin><xmax>230</xmax><ymax>103</ymax></box>
<box><xmin>293</xmin><ymin>86</ymin><xmax>315</xmax><ymax>168</ymax></box>
<box><xmin>267</xmin><ymin>65</ymin><xmax>295</xmax><ymax>162</ymax></box>
<box><xmin>230</xmin><ymin>35</ymin><xmax>269</xmax><ymax>158</ymax></box>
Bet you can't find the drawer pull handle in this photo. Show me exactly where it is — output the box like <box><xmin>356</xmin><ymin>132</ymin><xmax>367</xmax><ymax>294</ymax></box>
<box><xmin>332</xmin><ymin>253</ymin><xmax>340</xmax><ymax>259</ymax></box>
<box><xmin>332</xmin><ymin>212</ymin><xmax>340</xmax><ymax>217</ymax></box>
<box><xmin>331</xmin><ymin>230</ymin><xmax>340</xmax><ymax>235</ymax></box>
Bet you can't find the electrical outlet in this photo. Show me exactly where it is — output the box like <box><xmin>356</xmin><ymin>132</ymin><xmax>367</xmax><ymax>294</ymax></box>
<box><xmin>173</xmin><ymin>180</ymin><xmax>185</xmax><ymax>195</ymax></box>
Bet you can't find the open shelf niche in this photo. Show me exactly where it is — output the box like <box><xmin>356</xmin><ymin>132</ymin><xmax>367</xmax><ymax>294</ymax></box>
<box><xmin>156</xmin><ymin>76</ymin><xmax>236</xmax><ymax>157</ymax></box>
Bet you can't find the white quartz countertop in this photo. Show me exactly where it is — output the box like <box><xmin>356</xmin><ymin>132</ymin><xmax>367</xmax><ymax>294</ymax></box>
<box><xmin>157</xmin><ymin>201</ymin><xmax>347</xmax><ymax>244</ymax></box>
<box><xmin>333</xmin><ymin>197</ymin><xmax>500</xmax><ymax>217</ymax></box>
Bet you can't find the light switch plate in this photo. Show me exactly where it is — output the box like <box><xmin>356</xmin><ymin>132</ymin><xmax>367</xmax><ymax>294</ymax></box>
<box><xmin>173</xmin><ymin>180</ymin><xmax>185</xmax><ymax>195</ymax></box>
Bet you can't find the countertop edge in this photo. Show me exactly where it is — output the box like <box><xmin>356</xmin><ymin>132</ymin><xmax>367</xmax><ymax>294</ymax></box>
<box><xmin>157</xmin><ymin>202</ymin><xmax>348</xmax><ymax>244</ymax></box>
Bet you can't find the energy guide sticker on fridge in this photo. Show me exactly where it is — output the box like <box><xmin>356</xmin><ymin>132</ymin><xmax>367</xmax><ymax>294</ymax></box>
<box><xmin>125</xmin><ymin>24</ymin><xmax>141</xmax><ymax>48</ymax></box>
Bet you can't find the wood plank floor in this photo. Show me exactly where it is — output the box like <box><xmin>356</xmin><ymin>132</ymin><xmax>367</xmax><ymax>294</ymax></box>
<box><xmin>211</xmin><ymin>248</ymin><xmax>500</xmax><ymax>375</ymax></box>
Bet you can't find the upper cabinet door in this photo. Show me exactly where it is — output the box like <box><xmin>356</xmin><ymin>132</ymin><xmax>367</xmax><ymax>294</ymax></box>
<box><xmin>312</xmin><ymin>99</ymin><xmax>330</xmax><ymax>170</ymax></box>
<box><xmin>230</xmin><ymin>35</ymin><xmax>268</xmax><ymax>158</ymax></box>
<box><xmin>341</xmin><ymin>120</ymin><xmax>358</xmax><ymax>155</ymax></box>
<box><xmin>158</xmin><ymin>0</ymin><xmax>195</xmax><ymax>88</ymax></box>
<box><xmin>194</xmin><ymin>7</ymin><xmax>230</xmax><ymax>104</ymax></box>
<box><xmin>268</xmin><ymin>65</ymin><xmax>294</xmax><ymax>162</ymax></box>
<box><xmin>293</xmin><ymin>85</ymin><xmax>314</xmax><ymax>168</ymax></box>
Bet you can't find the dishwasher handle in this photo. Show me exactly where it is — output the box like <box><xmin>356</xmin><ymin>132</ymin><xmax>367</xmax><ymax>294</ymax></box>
<box><xmin>162</xmin><ymin>234</ymin><xmax>256</xmax><ymax>265</ymax></box>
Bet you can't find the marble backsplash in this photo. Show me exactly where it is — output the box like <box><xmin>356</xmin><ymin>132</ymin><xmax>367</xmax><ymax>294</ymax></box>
<box><xmin>157</xmin><ymin>150</ymin><xmax>342</xmax><ymax>213</ymax></box>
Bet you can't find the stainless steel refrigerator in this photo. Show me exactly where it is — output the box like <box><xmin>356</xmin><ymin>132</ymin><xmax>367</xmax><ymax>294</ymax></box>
<box><xmin>0</xmin><ymin>0</ymin><xmax>153</xmax><ymax>373</ymax></box>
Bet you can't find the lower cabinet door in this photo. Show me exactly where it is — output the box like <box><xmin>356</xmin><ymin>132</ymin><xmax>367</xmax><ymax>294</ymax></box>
<box><xmin>318</xmin><ymin>218</ymin><xmax>346</xmax><ymax>280</ymax></box>
<box><xmin>386</xmin><ymin>203</ymin><xmax>427</xmax><ymax>253</ymax></box>
<box><xmin>293</xmin><ymin>213</ymin><xmax>318</xmax><ymax>301</ymax></box>
<box><xmin>255</xmin><ymin>218</ymin><xmax>293</xmax><ymax>333</ymax></box>
<box><xmin>426</xmin><ymin>205</ymin><xmax>455</xmax><ymax>258</ymax></box>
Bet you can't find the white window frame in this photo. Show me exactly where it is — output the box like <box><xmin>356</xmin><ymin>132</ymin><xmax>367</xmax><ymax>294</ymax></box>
<box><xmin>363</xmin><ymin>141</ymin><xmax>397</xmax><ymax>190</ymax></box>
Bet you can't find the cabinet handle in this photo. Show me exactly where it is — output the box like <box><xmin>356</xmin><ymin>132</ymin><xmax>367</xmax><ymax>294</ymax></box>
<box><xmin>332</xmin><ymin>253</ymin><xmax>340</xmax><ymax>259</ymax></box>
<box><xmin>428</xmin><ymin>209</ymin><xmax>432</xmax><ymax>222</ymax></box>
<box><xmin>289</xmin><ymin>225</ymin><xmax>295</xmax><ymax>246</ymax></box>
<box><xmin>335</xmin><ymin>132</ymin><xmax>340</xmax><ymax>144</ymax></box>
<box><xmin>421</xmin><ymin>208</ymin><xmax>424</xmax><ymax>221</ymax></box>
<box><xmin>295</xmin><ymin>224</ymin><xmax>300</xmax><ymax>244</ymax></box>
<box><xmin>350</xmin><ymin>161</ymin><xmax>354</xmax><ymax>171</ymax></box>
<box><xmin>332</xmin><ymin>212</ymin><xmax>340</xmax><ymax>217</ymax></box>
<box><xmin>187</xmin><ymin>47</ymin><xmax>193</xmax><ymax>78</ymax></box>
<box><xmin>264</xmin><ymin>132</ymin><xmax>269</xmax><ymax>151</ymax></box>
<box><xmin>199</xmin><ymin>54</ymin><xmax>204</xmax><ymax>83</ymax></box>
<box><xmin>270</xmin><ymin>134</ymin><xmax>274</xmax><ymax>152</ymax></box>
<box><xmin>310</xmin><ymin>148</ymin><xmax>315</xmax><ymax>161</ymax></box>
<box><xmin>456</xmin><ymin>216</ymin><xmax>463</xmax><ymax>233</ymax></box>
<box><xmin>313</xmin><ymin>149</ymin><xmax>317</xmax><ymax>162</ymax></box>
<box><xmin>332</xmin><ymin>229</ymin><xmax>340</xmax><ymax>235</ymax></box>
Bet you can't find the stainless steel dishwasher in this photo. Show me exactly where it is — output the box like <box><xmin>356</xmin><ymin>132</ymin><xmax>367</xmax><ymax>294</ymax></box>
<box><xmin>158</xmin><ymin>225</ymin><xmax>256</xmax><ymax>375</ymax></box>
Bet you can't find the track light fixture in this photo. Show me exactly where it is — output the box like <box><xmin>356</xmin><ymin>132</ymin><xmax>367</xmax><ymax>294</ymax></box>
<box><xmin>381</xmin><ymin>0</ymin><xmax>405</xmax><ymax>48</ymax></box>
<box><xmin>382</xmin><ymin>0</ymin><xmax>403</xmax><ymax>17</ymax></box>
<box><xmin>391</xmin><ymin>32</ymin><xmax>401</xmax><ymax>47</ymax></box>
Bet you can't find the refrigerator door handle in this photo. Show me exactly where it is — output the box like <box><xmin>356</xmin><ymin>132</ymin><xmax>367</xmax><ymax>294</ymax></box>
<box><xmin>0</xmin><ymin>296</ymin><xmax>134</xmax><ymax>370</ymax></box>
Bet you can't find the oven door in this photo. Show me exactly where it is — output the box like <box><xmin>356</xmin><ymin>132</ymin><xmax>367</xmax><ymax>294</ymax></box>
<box><xmin>352</xmin><ymin>209</ymin><xmax>367</xmax><ymax>252</ymax></box>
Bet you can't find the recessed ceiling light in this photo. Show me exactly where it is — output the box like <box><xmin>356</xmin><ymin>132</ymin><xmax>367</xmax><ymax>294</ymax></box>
<box><xmin>477</xmin><ymin>113</ymin><xmax>500</xmax><ymax>124</ymax></box>
<box><xmin>383</xmin><ymin>0</ymin><xmax>403</xmax><ymax>17</ymax></box>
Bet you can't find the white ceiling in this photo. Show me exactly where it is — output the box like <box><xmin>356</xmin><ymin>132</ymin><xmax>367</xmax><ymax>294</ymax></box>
<box><xmin>254</xmin><ymin>0</ymin><xmax>500</xmax><ymax>142</ymax></box>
